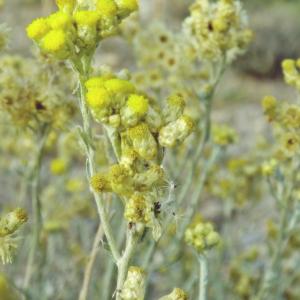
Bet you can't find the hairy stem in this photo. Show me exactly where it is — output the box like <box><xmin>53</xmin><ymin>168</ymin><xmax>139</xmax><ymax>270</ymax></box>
<box><xmin>115</xmin><ymin>227</ymin><xmax>140</xmax><ymax>300</ymax></box>
<box><xmin>198</xmin><ymin>254</ymin><xmax>208</xmax><ymax>300</ymax></box>
<box><xmin>75</xmin><ymin>59</ymin><xmax>121</xmax><ymax>263</ymax></box>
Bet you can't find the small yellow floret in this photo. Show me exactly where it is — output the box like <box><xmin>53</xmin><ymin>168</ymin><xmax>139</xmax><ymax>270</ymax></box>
<box><xmin>127</xmin><ymin>94</ymin><xmax>149</xmax><ymax>115</ymax></box>
<box><xmin>86</xmin><ymin>87</ymin><xmax>111</xmax><ymax>109</ymax></box>
<box><xmin>42</xmin><ymin>29</ymin><xmax>67</xmax><ymax>52</ymax></box>
<box><xmin>90</xmin><ymin>173</ymin><xmax>111</xmax><ymax>192</ymax></box>
<box><xmin>26</xmin><ymin>18</ymin><xmax>49</xmax><ymax>40</ymax></box>
<box><xmin>85</xmin><ymin>77</ymin><xmax>107</xmax><ymax>89</ymax></box>
<box><xmin>97</xmin><ymin>0</ymin><xmax>118</xmax><ymax>17</ymax></box>
<box><xmin>105</xmin><ymin>78</ymin><xmax>135</xmax><ymax>94</ymax></box>
<box><xmin>282</xmin><ymin>59</ymin><xmax>295</xmax><ymax>72</ymax></box>
<box><xmin>74</xmin><ymin>11</ymin><xmax>100</xmax><ymax>26</ymax></box>
<box><xmin>47</xmin><ymin>11</ymin><xmax>72</xmax><ymax>30</ymax></box>
<box><xmin>262</xmin><ymin>96</ymin><xmax>277</xmax><ymax>112</ymax></box>
<box><xmin>128</xmin><ymin>123</ymin><xmax>149</xmax><ymax>139</ymax></box>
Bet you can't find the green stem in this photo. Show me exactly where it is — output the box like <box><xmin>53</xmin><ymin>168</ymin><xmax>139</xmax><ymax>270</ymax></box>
<box><xmin>75</xmin><ymin>58</ymin><xmax>120</xmax><ymax>263</ymax></box>
<box><xmin>115</xmin><ymin>227</ymin><xmax>140</xmax><ymax>300</ymax></box>
<box><xmin>198</xmin><ymin>254</ymin><xmax>208</xmax><ymax>300</ymax></box>
<box><xmin>23</xmin><ymin>127</ymin><xmax>48</xmax><ymax>289</ymax></box>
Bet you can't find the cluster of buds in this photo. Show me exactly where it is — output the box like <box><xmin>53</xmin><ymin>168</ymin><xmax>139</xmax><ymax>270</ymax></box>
<box><xmin>0</xmin><ymin>208</ymin><xmax>28</xmax><ymax>264</ymax></box>
<box><xmin>282</xmin><ymin>58</ymin><xmax>300</xmax><ymax>91</ymax></box>
<box><xmin>26</xmin><ymin>0</ymin><xmax>138</xmax><ymax>59</ymax></box>
<box><xmin>120</xmin><ymin>266</ymin><xmax>146</xmax><ymax>300</ymax></box>
<box><xmin>88</xmin><ymin>74</ymin><xmax>194</xmax><ymax>238</ymax></box>
<box><xmin>183</xmin><ymin>0</ymin><xmax>253</xmax><ymax>63</ymax></box>
<box><xmin>158</xmin><ymin>288</ymin><xmax>188</xmax><ymax>300</ymax></box>
<box><xmin>185</xmin><ymin>220</ymin><xmax>220</xmax><ymax>253</ymax></box>
<box><xmin>262</xmin><ymin>60</ymin><xmax>300</xmax><ymax>159</ymax></box>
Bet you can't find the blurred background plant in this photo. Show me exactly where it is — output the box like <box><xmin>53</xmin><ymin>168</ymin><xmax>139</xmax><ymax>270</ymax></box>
<box><xmin>0</xmin><ymin>0</ymin><xmax>300</xmax><ymax>299</ymax></box>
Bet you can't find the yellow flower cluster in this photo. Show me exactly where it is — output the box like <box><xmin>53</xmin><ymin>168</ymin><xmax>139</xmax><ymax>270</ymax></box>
<box><xmin>183</xmin><ymin>0</ymin><xmax>253</xmax><ymax>62</ymax></box>
<box><xmin>0</xmin><ymin>55</ymin><xmax>75</xmax><ymax>130</ymax></box>
<box><xmin>88</xmin><ymin>74</ymin><xmax>193</xmax><ymax>237</ymax></box>
<box><xmin>185</xmin><ymin>220</ymin><xmax>220</xmax><ymax>253</ymax></box>
<box><xmin>26</xmin><ymin>0</ymin><xmax>138</xmax><ymax>59</ymax></box>
<box><xmin>262</xmin><ymin>61</ymin><xmax>300</xmax><ymax>159</ymax></box>
<box><xmin>0</xmin><ymin>208</ymin><xmax>27</xmax><ymax>264</ymax></box>
<box><xmin>158</xmin><ymin>288</ymin><xmax>188</xmax><ymax>300</ymax></box>
<box><xmin>282</xmin><ymin>58</ymin><xmax>300</xmax><ymax>91</ymax></box>
<box><xmin>120</xmin><ymin>266</ymin><xmax>145</xmax><ymax>300</ymax></box>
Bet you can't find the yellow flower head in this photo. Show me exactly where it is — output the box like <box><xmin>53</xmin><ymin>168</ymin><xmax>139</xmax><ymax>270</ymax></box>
<box><xmin>85</xmin><ymin>76</ymin><xmax>107</xmax><ymax>89</ymax></box>
<box><xmin>159</xmin><ymin>288</ymin><xmax>188</xmax><ymax>300</ymax></box>
<box><xmin>0</xmin><ymin>208</ymin><xmax>28</xmax><ymax>237</ymax></box>
<box><xmin>90</xmin><ymin>173</ymin><xmax>111</xmax><ymax>192</ymax></box>
<box><xmin>26</xmin><ymin>18</ymin><xmax>49</xmax><ymax>40</ymax></box>
<box><xmin>262</xmin><ymin>96</ymin><xmax>277</xmax><ymax>112</ymax></box>
<box><xmin>74</xmin><ymin>10</ymin><xmax>100</xmax><ymax>27</ymax></box>
<box><xmin>124</xmin><ymin>193</ymin><xmax>151</xmax><ymax>224</ymax></box>
<box><xmin>47</xmin><ymin>11</ymin><xmax>72</xmax><ymax>30</ymax></box>
<box><xmin>97</xmin><ymin>0</ymin><xmax>118</xmax><ymax>18</ymax></box>
<box><xmin>42</xmin><ymin>29</ymin><xmax>67</xmax><ymax>53</ymax></box>
<box><xmin>50</xmin><ymin>158</ymin><xmax>68</xmax><ymax>175</ymax></box>
<box><xmin>128</xmin><ymin>123</ymin><xmax>149</xmax><ymax>140</ymax></box>
<box><xmin>109</xmin><ymin>164</ymin><xmax>130</xmax><ymax>184</ymax></box>
<box><xmin>86</xmin><ymin>87</ymin><xmax>111</xmax><ymax>109</ymax></box>
<box><xmin>282</xmin><ymin>59</ymin><xmax>295</xmax><ymax>73</ymax></box>
<box><xmin>127</xmin><ymin>94</ymin><xmax>149</xmax><ymax>115</ymax></box>
<box><xmin>105</xmin><ymin>78</ymin><xmax>135</xmax><ymax>94</ymax></box>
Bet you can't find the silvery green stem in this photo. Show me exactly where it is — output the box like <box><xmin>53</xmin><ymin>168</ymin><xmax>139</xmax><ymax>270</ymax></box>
<box><xmin>116</xmin><ymin>228</ymin><xmax>140</xmax><ymax>300</ymax></box>
<box><xmin>75</xmin><ymin>58</ymin><xmax>121</xmax><ymax>263</ymax></box>
<box><xmin>198</xmin><ymin>254</ymin><xmax>208</xmax><ymax>300</ymax></box>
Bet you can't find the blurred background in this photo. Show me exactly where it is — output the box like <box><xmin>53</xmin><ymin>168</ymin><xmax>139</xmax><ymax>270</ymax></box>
<box><xmin>1</xmin><ymin>0</ymin><xmax>300</xmax><ymax>144</ymax></box>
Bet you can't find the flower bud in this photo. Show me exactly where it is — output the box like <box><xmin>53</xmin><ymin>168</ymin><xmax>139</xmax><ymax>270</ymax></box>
<box><xmin>164</xmin><ymin>93</ymin><xmax>185</xmax><ymax>123</ymax></box>
<box><xmin>121</xmin><ymin>94</ymin><xmax>149</xmax><ymax>127</ymax></box>
<box><xmin>108</xmin><ymin>164</ymin><xmax>134</xmax><ymax>196</ymax></box>
<box><xmin>120</xmin><ymin>266</ymin><xmax>146</xmax><ymax>300</ymax></box>
<box><xmin>159</xmin><ymin>115</ymin><xmax>194</xmax><ymax>148</ymax></box>
<box><xmin>124</xmin><ymin>193</ymin><xmax>151</xmax><ymax>224</ymax></box>
<box><xmin>158</xmin><ymin>288</ymin><xmax>188</xmax><ymax>300</ymax></box>
<box><xmin>90</xmin><ymin>173</ymin><xmax>112</xmax><ymax>193</ymax></box>
<box><xmin>0</xmin><ymin>208</ymin><xmax>28</xmax><ymax>237</ymax></box>
<box><xmin>127</xmin><ymin>123</ymin><xmax>158</xmax><ymax>161</ymax></box>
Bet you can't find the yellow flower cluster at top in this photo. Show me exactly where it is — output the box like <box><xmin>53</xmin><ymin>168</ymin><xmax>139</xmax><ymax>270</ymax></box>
<box><xmin>185</xmin><ymin>219</ymin><xmax>221</xmax><ymax>253</ymax></box>
<box><xmin>120</xmin><ymin>266</ymin><xmax>145</xmax><ymax>300</ymax></box>
<box><xmin>89</xmin><ymin>73</ymin><xmax>194</xmax><ymax>238</ymax></box>
<box><xmin>158</xmin><ymin>288</ymin><xmax>188</xmax><ymax>300</ymax></box>
<box><xmin>26</xmin><ymin>0</ymin><xmax>138</xmax><ymax>59</ymax></box>
<box><xmin>262</xmin><ymin>59</ymin><xmax>300</xmax><ymax>159</ymax></box>
<box><xmin>183</xmin><ymin>0</ymin><xmax>253</xmax><ymax>63</ymax></box>
<box><xmin>0</xmin><ymin>208</ymin><xmax>28</xmax><ymax>264</ymax></box>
